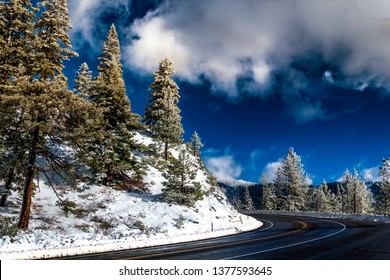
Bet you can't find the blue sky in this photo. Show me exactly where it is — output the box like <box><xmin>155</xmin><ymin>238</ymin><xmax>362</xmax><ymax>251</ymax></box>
<box><xmin>55</xmin><ymin>0</ymin><xmax>390</xmax><ymax>184</ymax></box>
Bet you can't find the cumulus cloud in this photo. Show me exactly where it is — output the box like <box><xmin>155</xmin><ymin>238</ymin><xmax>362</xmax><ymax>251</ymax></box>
<box><xmin>260</xmin><ymin>160</ymin><xmax>282</xmax><ymax>183</ymax></box>
<box><xmin>124</xmin><ymin>0</ymin><xmax>279</xmax><ymax>96</ymax></box>
<box><xmin>68</xmin><ymin>0</ymin><xmax>131</xmax><ymax>50</ymax></box>
<box><xmin>361</xmin><ymin>166</ymin><xmax>380</xmax><ymax>182</ymax></box>
<box><xmin>121</xmin><ymin>0</ymin><xmax>390</xmax><ymax>118</ymax></box>
<box><xmin>124</xmin><ymin>14</ymin><xmax>193</xmax><ymax>79</ymax></box>
<box><xmin>205</xmin><ymin>155</ymin><xmax>243</xmax><ymax>181</ymax></box>
<box><xmin>68</xmin><ymin>0</ymin><xmax>390</xmax><ymax>120</ymax></box>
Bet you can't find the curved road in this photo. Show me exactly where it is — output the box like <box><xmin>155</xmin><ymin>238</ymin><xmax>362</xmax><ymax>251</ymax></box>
<box><xmin>55</xmin><ymin>213</ymin><xmax>390</xmax><ymax>260</ymax></box>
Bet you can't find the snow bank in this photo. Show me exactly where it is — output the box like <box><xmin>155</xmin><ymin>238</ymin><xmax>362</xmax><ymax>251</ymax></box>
<box><xmin>0</xmin><ymin>183</ymin><xmax>261</xmax><ymax>260</ymax></box>
<box><xmin>0</xmin><ymin>183</ymin><xmax>260</xmax><ymax>260</ymax></box>
<box><xmin>0</xmin><ymin>213</ymin><xmax>260</xmax><ymax>260</ymax></box>
<box><xmin>0</xmin><ymin>133</ymin><xmax>262</xmax><ymax>260</ymax></box>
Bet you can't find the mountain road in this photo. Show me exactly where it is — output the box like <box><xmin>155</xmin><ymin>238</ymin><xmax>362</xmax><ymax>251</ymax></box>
<box><xmin>53</xmin><ymin>213</ymin><xmax>390</xmax><ymax>260</ymax></box>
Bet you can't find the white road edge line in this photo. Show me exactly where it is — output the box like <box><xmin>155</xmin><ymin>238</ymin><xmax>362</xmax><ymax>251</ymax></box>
<box><xmin>257</xmin><ymin>219</ymin><xmax>274</xmax><ymax>232</ymax></box>
<box><xmin>223</xmin><ymin>220</ymin><xmax>346</xmax><ymax>260</ymax></box>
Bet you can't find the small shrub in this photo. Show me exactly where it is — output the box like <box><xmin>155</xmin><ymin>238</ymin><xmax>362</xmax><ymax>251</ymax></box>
<box><xmin>175</xmin><ymin>214</ymin><xmax>185</xmax><ymax>230</ymax></box>
<box><xmin>99</xmin><ymin>220</ymin><xmax>113</xmax><ymax>231</ymax></box>
<box><xmin>71</xmin><ymin>208</ymin><xmax>89</xmax><ymax>218</ymax></box>
<box><xmin>79</xmin><ymin>193</ymin><xmax>94</xmax><ymax>200</ymax></box>
<box><xmin>56</xmin><ymin>199</ymin><xmax>76</xmax><ymax>216</ymax></box>
<box><xmin>75</xmin><ymin>223</ymin><xmax>90</xmax><ymax>233</ymax></box>
<box><xmin>133</xmin><ymin>220</ymin><xmax>146</xmax><ymax>233</ymax></box>
<box><xmin>0</xmin><ymin>216</ymin><xmax>19</xmax><ymax>237</ymax></box>
<box><xmin>90</xmin><ymin>216</ymin><xmax>115</xmax><ymax>231</ymax></box>
<box><xmin>56</xmin><ymin>199</ymin><xmax>89</xmax><ymax>218</ymax></box>
<box><xmin>95</xmin><ymin>201</ymin><xmax>107</xmax><ymax>209</ymax></box>
<box><xmin>35</xmin><ymin>224</ymin><xmax>50</xmax><ymax>231</ymax></box>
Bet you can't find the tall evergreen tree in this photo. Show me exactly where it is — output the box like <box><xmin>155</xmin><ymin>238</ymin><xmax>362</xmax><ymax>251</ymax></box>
<box><xmin>92</xmin><ymin>24</ymin><xmax>140</xmax><ymax>185</ymax></box>
<box><xmin>375</xmin><ymin>157</ymin><xmax>390</xmax><ymax>215</ymax></box>
<box><xmin>260</xmin><ymin>175</ymin><xmax>276</xmax><ymax>211</ymax></box>
<box><xmin>242</xmin><ymin>186</ymin><xmax>254</xmax><ymax>210</ymax></box>
<box><xmin>339</xmin><ymin>169</ymin><xmax>353</xmax><ymax>213</ymax></box>
<box><xmin>74</xmin><ymin>62</ymin><xmax>93</xmax><ymax>101</ymax></box>
<box><xmin>0</xmin><ymin>0</ymin><xmax>99</xmax><ymax>229</ymax></box>
<box><xmin>16</xmin><ymin>0</ymin><xmax>82</xmax><ymax>229</ymax></box>
<box><xmin>190</xmin><ymin>131</ymin><xmax>204</xmax><ymax>157</ymax></box>
<box><xmin>0</xmin><ymin>0</ymin><xmax>36</xmax><ymax>83</ymax></box>
<box><xmin>144</xmin><ymin>57</ymin><xmax>184</xmax><ymax>160</ymax></box>
<box><xmin>274</xmin><ymin>147</ymin><xmax>308</xmax><ymax>211</ymax></box>
<box><xmin>0</xmin><ymin>0</ymin><xmax>36</xmax><ymax>207</ymax></box>
<box><xmin>340</xmin><ymin>168</ymin><xmax>373</xmax><ymax>214</ymax></box>
<box><xmin>261</xmin><ymin>184</ymin><xmax>276</xmax><ymax>210</ymax></box>
<box><xmin>310</xmin><ymin>180</ymin><xmax>336</xmax><ymax>213</ymax></box>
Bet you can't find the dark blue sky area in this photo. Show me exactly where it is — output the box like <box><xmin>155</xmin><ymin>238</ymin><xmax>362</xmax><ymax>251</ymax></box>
<box><xmin>59</xmin><ymin>1</ymin><xmax>390</xmax><ymax>184</ymax></box>
<box><xmin>112</xmin><ymin>70</ymin><xmax>390</xmax><ymax>185</ymax></box>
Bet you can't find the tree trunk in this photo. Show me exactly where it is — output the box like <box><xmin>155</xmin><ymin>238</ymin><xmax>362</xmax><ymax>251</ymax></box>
<box><xmin>0</xmin><ymin>167</ymin><xmax>15</xmax><ymax>207</ymax></box>
<box><xmin>104</xmin><ymin>162</ymin><xmax>114</xmax><ymax>185</ymax></box>
<box><xmin>18</xmin><ymin>127</ymin><xmax>39</xmax><ymax>229</ymax></box>
<box><xmin>164</xmin><ymin>142</ymin><xmax>168</xmax><ymax>161</ymax></box>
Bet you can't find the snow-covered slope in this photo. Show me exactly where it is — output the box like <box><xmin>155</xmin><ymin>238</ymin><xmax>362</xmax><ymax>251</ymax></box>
<box><xmin>0</xmin><ymin>132</ymin><xmax>261</xmax><ymax>260</ymax></box>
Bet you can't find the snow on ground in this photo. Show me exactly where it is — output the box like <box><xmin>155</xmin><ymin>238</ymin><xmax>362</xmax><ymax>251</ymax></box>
<box><xmin>0</xmin><ymin>133</ymin><xmax>262</xmax><ymax>260</ymax></box>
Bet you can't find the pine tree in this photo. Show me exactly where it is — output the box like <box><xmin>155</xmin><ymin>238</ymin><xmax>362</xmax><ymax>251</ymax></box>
<box><xmin>310</xmin><ymin>180</ymin><xmax>335</xmax><ymax>213</ymax></box>
<box><xmin>0</xmin><ymin>0</ymin><xmax>36</xmax><ymax>207</ymax></box>
<box><xmin>339</xmin><ymin>169</ymin><xmax>352</xmax><ymax>213</ymax></box>
<box><xmin>144</xmin><ymin>57</ymin><xmax>184</xmax><ymax>160</ymax></box>
<box><xmin>242</xmin><ymin>186</ymin><xmax>254</xmax><ymax>210</ymax></box>
<box><xmin>260</xmin><ymin>176</ymin><xmax>276</xmax><ymax>211</ymax></box>
<box><xmin>74</xmin><ymin>62</ymin><xmax>93</xmax><ymax>101</ymax></box>
<box><xmin>261</xmin><ymin>184</ymin><xmax>276</xmax><ymax>210</ymax></box>
<box><xmin>16</xmin><ymin>0</ymin><xmax>83</xmax><ymax>229</ymax></box>
<box><xmin>340</xmin><ymin>168</ymin><xmax>373</xmax><ymax>214</ymax></box>
<box><xmin>161</xmin><ymin>148</ymin><xmax>204</xmax><ymax>207</ymax></box>
<box><xmin>0</xmin><ymin>0</ymin><xmax>35</xmax><ymax>83</ymax></box>
<box><xmin>92</xmin><ymin>24</ymin><xmax>141</xmax><ymax>185</ymax></box>
<box><xmin>274</xmin><ymin>147</ymin><xmax>308</xmax><ymax>211</ymax></box>
<box><xmin>375</xmin><ymin>157</ymin><xmax>390</xmax><ymax>215</ymax></box>
<box><xmin>334</xmin><ymin>183</ymin><xmax>344</xmax><ymax>213</ymax></box>
<box><xmin>190</xmin><ymin>131</ymin><xmax>204</xmax><ymax>157</ymax></box>
<box><xmin>0</xmin><ymin>0</ymin><xmax>101</xmax><ymax>229</ymax></box>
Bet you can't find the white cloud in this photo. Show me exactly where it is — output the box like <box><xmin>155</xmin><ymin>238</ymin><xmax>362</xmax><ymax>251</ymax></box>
<box><xmin>124</xmin><ymin>0</ymin><xmax>278</xmax><ymax>97</ymax></box>
<box><xmin>68</xmin><ymin>0</ymin><xmax>390</xmax><ymax>121</ymax></box>
<box><xmin>260</xmin><ymin>160</ymin><xmax>282</xmax><ymax>183</ymax></box>
<box><xmin>68</xmin><ymin>0</ymin><xmax>131</xmax><ymax>50</ymax></box>
<box><xmin>205</xmin><ymin>155</ymin><xmax>242</xmax><ymax>181</ymax></box>
<box><xmin>361</xmin><ymin>166</ymin><xmax>380</xmax><ymax>182</ymax></box>
<box><xmin>323</xmin><ymin>71</ymin><xmax>334</xmax><ymax>84</ymax></box>
<box><xmin>123</xmin><ymin>0</ymin><xmax>390</xmax><ymax>100</ymax></box>
<box><xmin>124</xmin><ymin>15</ymin><xmax>194</xmax><ymax>80</ymax></box>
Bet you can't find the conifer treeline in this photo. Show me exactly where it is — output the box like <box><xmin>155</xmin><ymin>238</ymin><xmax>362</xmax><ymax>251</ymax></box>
<box><xmin>237</xmin><ymin>148</ymin><xmax>390</xmax><ymax>216</ymax></box>
<box><xmin>0</xmin><ymin>0</ymin><xmax>205</xmax><ymax>229</ymax></box>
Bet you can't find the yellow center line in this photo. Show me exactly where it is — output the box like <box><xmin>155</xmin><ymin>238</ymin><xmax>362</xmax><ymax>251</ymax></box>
<box><xmin>122</xmin><ymin>220</ymin><xmax>308</xmax><ymax>260</ymax></box>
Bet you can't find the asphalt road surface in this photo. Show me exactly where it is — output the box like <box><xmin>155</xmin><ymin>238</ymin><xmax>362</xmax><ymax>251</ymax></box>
<box><xmin>54</xmin><ymin>213</ymin><xmax>390</xmax><ymax>260</ymax></box>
